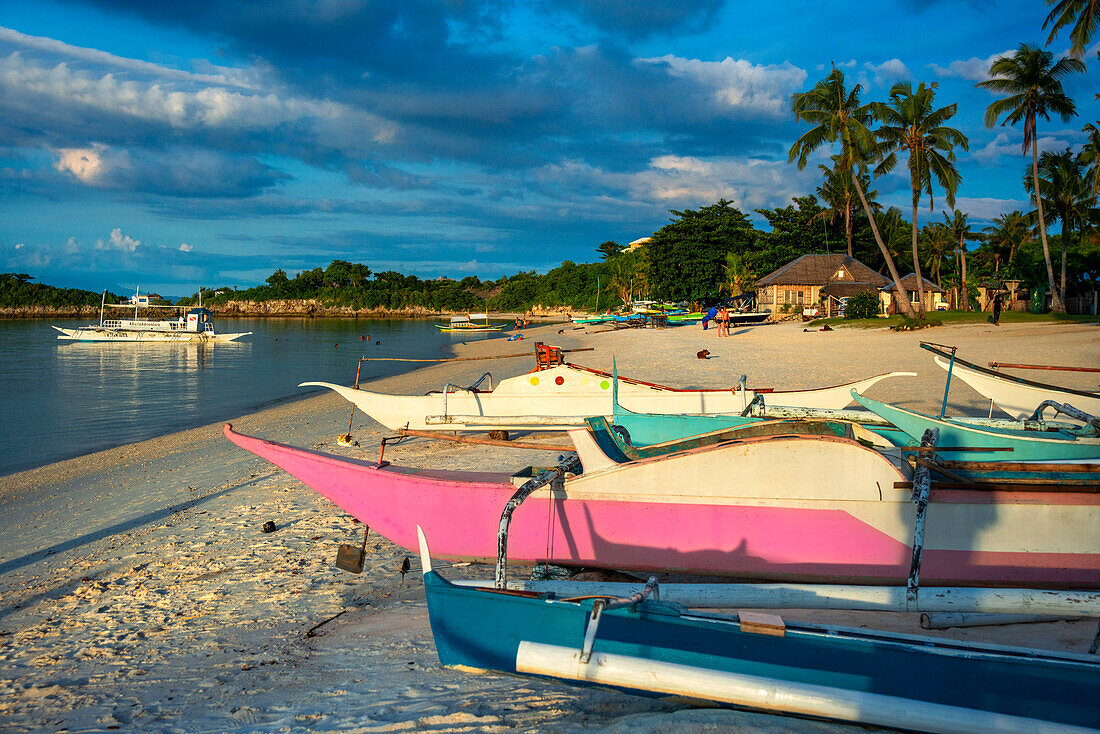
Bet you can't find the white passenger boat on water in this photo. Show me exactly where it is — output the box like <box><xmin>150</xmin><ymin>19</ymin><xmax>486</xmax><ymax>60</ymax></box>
<box><xmin>52</xmin><ymin>290</ymin><xmax>251</xmax><ymax>343</ymax></box>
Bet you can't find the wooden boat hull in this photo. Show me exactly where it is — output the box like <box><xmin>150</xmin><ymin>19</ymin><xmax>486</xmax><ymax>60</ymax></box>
<box><xmin>933</xmin><ymin>353</ymin><xmax>1100</xmax><ymax>421</ymax></box>
<box><xmin>852</xmin><ymin>391</ymin><xmax>1100</xmax><ymax>463</ymax></box>
<box><xmin>52</xmin><ymin>326</ymin><xmax>250</xmax><ymax>342</ymax></box>
<box><xmin>223</xmin><ymin>424</ymin><xmax>1100</xmax><ymax>587</ymax></box>
<box><xmin>300</xmin><ymin>364</ymin><xmax>915</xmax><ymax>431</ymax></box>
<box><xmin>421</xmin><ymin>562</ymin><xmax>1100</xmax><ymax>731</ymax></box>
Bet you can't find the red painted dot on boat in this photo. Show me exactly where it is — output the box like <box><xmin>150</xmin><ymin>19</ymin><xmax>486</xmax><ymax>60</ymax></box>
<box><xmin>555</xmin><ymin>376</ymin><xmax>564</xmax><ymax>385</ymax></box>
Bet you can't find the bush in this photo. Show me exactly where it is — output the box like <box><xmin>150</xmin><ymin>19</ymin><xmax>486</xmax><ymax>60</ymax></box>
<box><xmin>844</xmin><ymin>291</ymin><xmax>880</xmax><ymax>319</ymax></box>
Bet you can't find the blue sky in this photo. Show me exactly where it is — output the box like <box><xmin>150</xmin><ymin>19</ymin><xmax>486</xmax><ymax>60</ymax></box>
<box><xmin>1</xmin><ymin>0</ymin><xmax>1097</xmax><ymax>295</ymax></box>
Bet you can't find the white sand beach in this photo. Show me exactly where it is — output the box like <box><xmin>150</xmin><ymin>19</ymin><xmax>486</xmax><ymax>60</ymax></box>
<box><xmin>1</xmin><ymin>319</ymin><xmax>1098</xmax><ymax>732</ymax></box>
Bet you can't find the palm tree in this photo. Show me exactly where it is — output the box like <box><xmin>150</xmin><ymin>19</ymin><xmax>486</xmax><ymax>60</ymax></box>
<box><xmin>1080</xmin><ymin>122</ymin><xmax>1100</xmax><ymax>197</ymax></box>
<box><xmin>814</xmin><ymin>156</ymin><xmax>875</xmax><ymax>257</ymax></box>
<box><xmin>1024</xmin><ymin>149</ymin><xmax>1095</xmax><ymax>296</ymax></box>
<box><xmin>723</xmin><ymin>252</ymin><xmax>755</xmax><ymax>296</ymax></box>
<box><xmin>978</xmin><ymin>44</ymin><xmax>1085</xmax><ymax>312</ymax></box>
<box><xmin>876</xmin><ymin>207</ymin><xmax>912</xmax><ymax>273</ymax></box>
<box><xmin>983</xmin><ymin>211</ymin><xmax>1033</xmax><ymax>274</ymax></box>
<box><xmin>788</xmin><ymin>68</ymin><xmax>916</xmax><ymax>316</ymax></box>
<box><xmin>920</xmin><ymin>222</ymin><xmax>953</xmax><ymax>288</ymax></box>
<box><xmin>874</xmin><ymin>81</ymin><xmax>969</xmax><ymax>317</ymax></box>
<box><xmin>943</xmin><ymin>210</ymin><xmax>978</xmax><ymax>310</ymax></box>
<box><xmin>1043</xmin><ymin>0</ymin><xmax>1099</xmax><ymax>58</ymax></box>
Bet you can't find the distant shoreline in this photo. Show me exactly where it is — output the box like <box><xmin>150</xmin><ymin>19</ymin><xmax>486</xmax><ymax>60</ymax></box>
<box><xmin>1</xmin><ymin>302</ymin><xmax>573</xmax><ymax>320</ymax></box>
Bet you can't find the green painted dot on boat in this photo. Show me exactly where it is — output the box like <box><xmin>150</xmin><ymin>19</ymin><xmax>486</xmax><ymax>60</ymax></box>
<box><xmin>600</xmin><ymin>380</ymin><xmax>609</xmax><ymax>390</ymax></box>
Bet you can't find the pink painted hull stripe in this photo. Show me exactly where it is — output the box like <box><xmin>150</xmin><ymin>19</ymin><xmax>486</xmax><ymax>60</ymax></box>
<box><xmin>224</xmin><ymin>425</ymin><xmax>1100</xmax><ymax>588</ymax></box>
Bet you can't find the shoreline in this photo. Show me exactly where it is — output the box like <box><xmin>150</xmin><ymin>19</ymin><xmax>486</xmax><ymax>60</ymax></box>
<box><xmin>1</xmin><ymin>320</ymin><xmax>1097</xmax><ymax>732</ymax></box>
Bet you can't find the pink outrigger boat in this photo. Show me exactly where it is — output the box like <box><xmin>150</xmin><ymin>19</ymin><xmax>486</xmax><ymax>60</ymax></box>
<box><xmin>224</xmin><ymin>424</ymin><xmax>1100</xmax><ymax>588</ymax></box>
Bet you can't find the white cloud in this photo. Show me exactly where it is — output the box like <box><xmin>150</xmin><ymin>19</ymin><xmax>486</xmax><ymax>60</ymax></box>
<box><xmin>950</xmin><ymin>197</ymin><xmax>1029</xmax><ymax>221</ymax></box>
<box><xmin>55</xmin><ymin>144</ymin><xmax>105</xmax><ymax>182</ymax></box>
<box><xmin>96</xmin><ymin>228</ymin><xmax>141</xmax><ymax>252</ymax></box>
<box><xmin>0</xmin><ymin>48</ymin><xmax>396</xmax><ymax>145</ymax></box>
<box><xmin>859</xmin><ymin>59</ymin><xmax>909</xmax><ymax>88</ymax></box>
<box><xmin>642</xmin><ymin>55</ymin><xmax>807</xmax><ymax>118</ymax></box>
<box><xmin>929</xmin><ymin>50</ymin><xmax>1014</xmax><ymax>82</ymax></box>
<box><xmin>971</xmin><ymin>132</ymin><xmax>1075</xmax><ymax>165</ymax></box>
<box><xmin>179</xmin><ymin>243</ymin><xmax>193</xmax><ymax>252</ymax></box>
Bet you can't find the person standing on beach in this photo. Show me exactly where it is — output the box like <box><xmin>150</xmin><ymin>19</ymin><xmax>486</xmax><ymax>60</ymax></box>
<box><xmin>703</xmin><ymin>306</ymin><xmax>718</xmax><ymax>330</ymax></box>
<box><xmin>993</xmin><ymin>294</ymin><xmax>1002</xmax><ymax>326</ymax></box>
<box><xmin>716</xmin><ymin>306</ymin><xmax>728</xmax><ymax>337</ymax></box>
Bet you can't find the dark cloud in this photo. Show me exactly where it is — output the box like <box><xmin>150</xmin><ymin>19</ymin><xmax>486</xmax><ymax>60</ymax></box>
<box><xmin>552</xmin><ymin>0</ymin><xmax>727</xmax><ymax>38</ymax></box>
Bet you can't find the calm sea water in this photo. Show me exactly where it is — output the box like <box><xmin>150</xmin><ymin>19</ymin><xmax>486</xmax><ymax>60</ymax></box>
<box><xmin>0</xmin><ymin>317</ymin><xmax>514</xmax><ymax>476</ymax></box>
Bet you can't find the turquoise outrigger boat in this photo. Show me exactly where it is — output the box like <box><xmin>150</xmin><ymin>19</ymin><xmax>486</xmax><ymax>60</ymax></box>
<box><xmin>419</xmin><ymin>528</ymin><xmax>1100</xmax><ymax>732</ymax></box>
<box><xmin>852</xmin><ymin>390</ymin><xmax>1100</xmax><ymax>463</ymax></box>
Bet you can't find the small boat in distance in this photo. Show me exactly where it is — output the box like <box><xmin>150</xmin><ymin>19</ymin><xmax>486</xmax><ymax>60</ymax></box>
<box><xmin>435</xmin><ymin>313</ymin><xmax>507</xmax><ymax>332</ymax></box>
<box><xmin>52</xmin><ymin>289</ymin><xmax>250</xmax><ymax>342</ymax></box>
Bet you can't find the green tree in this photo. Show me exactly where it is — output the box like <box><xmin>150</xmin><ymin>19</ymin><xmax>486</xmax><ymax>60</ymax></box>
<box><xmin>723</xmin><ymin>251</ymin><xmax>755</xmax><ymax>296</ymax></box>
<box><xmin>645</xmin><ymin>200</ymin><xmax>757</xmax><ymax>301</ymax></box>
<box><xmin>1024</xmin><ymin>149</ymin><xmax>1096</xmax><ymax>296</ymax></box>
<box><xmin>814</xmin><ymin>157</ymin><xmax>875</xmax><ymax>257</ymax></box>
<box><xmin>1043</xmin><ymin>0</ymin><xmax>1100</xmax><ymax>58</ymax></box>
<box><xmin>875</xmin><ymin>207</ymin><xmax>912</xmax><ymax>273</ymax></box>
<box><xmin>919</xmin><ymin>221</ymin><xmax>954</xmax><ymax>288</ymax></box>
<box><xmin>1080</xmin><ymin>122</ymin><xmax>1100</xmax><ymax>196</ymax></box>
<box><xmin>597</xmin><ymin>240</ymin><xmax>625</xmax><ymax>259</ymax></box>
<box><xmin>788</xmin><ymin>67</ymin><xmax>916</xmax><ymax>317</ymax></box>
<box><xmin>754</xmin><ymin>195</ymin><xmax>829</xmax><ymax>274</ymax></box>
<box><xmin>982</xmin><ymin>210</ymin><xmax>1033</xmax><ymax>274</ymax></box>
<box><xmin>942</xmin><ymin>210</ymin><xmax>979</xmax><ymax>310</ymax></box>
<box><xmin>873</xmin><ymin>81</ymin><xmax>969</xmax><ymax>316</ymax></box>
<box><xmin>978</xmin><ymin>43</ymin><xmax>1085</xmax><ymax>312</ymax></box>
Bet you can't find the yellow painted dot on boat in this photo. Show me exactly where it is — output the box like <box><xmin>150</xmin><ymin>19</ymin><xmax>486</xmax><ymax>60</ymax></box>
<box><xmin>600</xmin><ymin>380</ymin><xmax>610</xmax><ymax>390</ymax></box>
<box><xmin>530</xmin><ymin>376</ymin><xmax>539</xmax><ymax>386</ymax></box>
<box><xmin>581</xmin><ymin>376</ymin><xmax>589</xmax><ymax>386</ymax></box>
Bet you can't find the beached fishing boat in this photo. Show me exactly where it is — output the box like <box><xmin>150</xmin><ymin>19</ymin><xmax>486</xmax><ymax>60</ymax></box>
<box><xmin>927</xmin><ymin>342</ymin><xmax>1100</xmax><ymax>421</ymax></box>
<box><xmin>418</xmin><ymin>529</ymin><xmax>1100</xmax><ymax>733</ymax></box>
<box><xmin>300</xmin><ymin>364</ymin><xmax>914</xmax><ymax>432</ymax></box>
<box><xmin>223</xmin><ymin>423</ymin><xmax>1100</xmax><ymax>587</ymax></box>
<box><xmin>435</xmin><ymin>313</ymin><xmax>507</xmax><ymax>332</ymax></box>
<box><xmin>52</xmin><ymin>290</ymin><xmax>250</xmax><ymax>342</ymax></box>
<box><xmin>852</xmin><ymin>391</ymin><xmax>1100</xmax><ymax>463</ymax></box>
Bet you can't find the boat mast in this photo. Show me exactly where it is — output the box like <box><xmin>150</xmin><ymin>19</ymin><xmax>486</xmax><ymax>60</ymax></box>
<box><xmin>99</xmin><ymin>289</ymin><xmax>106</xmax><ymax>326</ymax></box>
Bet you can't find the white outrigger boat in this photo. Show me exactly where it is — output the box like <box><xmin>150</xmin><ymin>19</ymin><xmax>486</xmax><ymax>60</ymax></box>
<box><xmin>52</xmin><ymin>290</ymin><xmax>250</xmax><ymax>343</ymax></box>
<box><xmin>301</xmin><ymin>360</ymin><xmax>914</xmax><ymax>432</ymax></box>
<box><xmin>435</xmin><ymin>313</ymin><xmax>507</xmax><ymax>332</ymax></box>
<box><xmin>927</xmin><ymin>343</ymin><xmax>1100</xmax><ymax>421</ymax></box>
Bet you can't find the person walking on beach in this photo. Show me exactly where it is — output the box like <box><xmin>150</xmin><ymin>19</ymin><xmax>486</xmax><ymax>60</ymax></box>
<box><xmin>992</xmin><ymin>294</ymin><xmax>1002</xmax><ymax>326</ymax></box>
<box><xmin>716</xmin><ymin>306</ymin><xmax>728</xmax><ymax>337</ymax></box>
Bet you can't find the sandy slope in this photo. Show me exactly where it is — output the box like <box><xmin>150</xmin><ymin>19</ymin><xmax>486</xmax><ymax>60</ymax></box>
<box><xmin>0</xmin><ymin>319</ymin><xmax>1097</xmax><ymax>732</ymax></box>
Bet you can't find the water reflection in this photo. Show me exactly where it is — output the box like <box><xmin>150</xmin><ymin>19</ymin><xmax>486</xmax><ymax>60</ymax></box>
<box><xmin>2</xmin><ymin>317</ymin><xmax>488</xmax><ymax>475</ymax></box>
